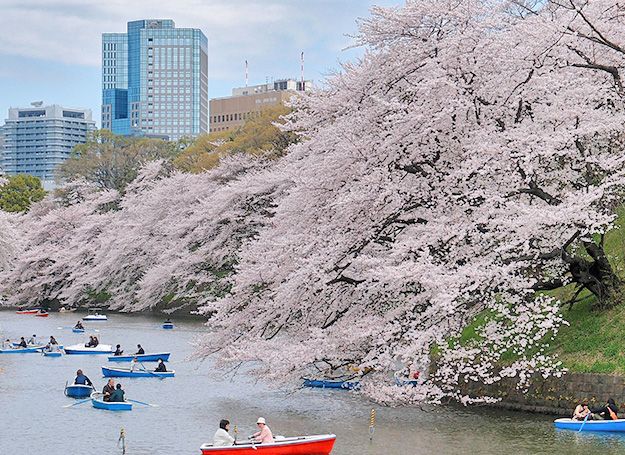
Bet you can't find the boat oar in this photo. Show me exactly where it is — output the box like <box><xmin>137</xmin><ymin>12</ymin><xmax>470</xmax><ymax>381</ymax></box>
<box><xmin>127</xmin><ymin>398</ymin><xmax>158</xmax><ymax>407</ymax></box>
<box><xmin>139</xmin><ymin>360</ymin><xmax>165</xmax><ymax>380</ymax></box>
<box><xmin>63</xmin><ymin>398</ymin><xmax>91</xmax><ymax>408</ymax></box>
<box><xmin>578</xmin><ymin>412</ymin><xmax>591</xmax><ymax>432</ymax></box>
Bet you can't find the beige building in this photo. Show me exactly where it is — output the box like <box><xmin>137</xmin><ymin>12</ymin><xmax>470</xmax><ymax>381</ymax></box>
<box><xmin>210</xmin><ymin>79</ymin><xmax>311</xmax><ymax>133</ymax></box>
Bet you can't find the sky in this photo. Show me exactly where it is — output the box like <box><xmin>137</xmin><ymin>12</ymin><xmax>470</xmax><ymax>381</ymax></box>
<box><xmin>0</xmin><ymin>0</ymin><xmax>402</xmax><ymax>127</ymax></box>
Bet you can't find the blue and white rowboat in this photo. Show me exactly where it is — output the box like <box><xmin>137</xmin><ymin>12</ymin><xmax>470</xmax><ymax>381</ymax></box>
<box><xmin>102</xmin><ymin>366</ymin><xmax>175</xmax><ymax>378</ymax></box>
<box><xmin>91</xmin><ymin>392</ymin><xmax>132</xmax><ymax>411</ymax></box>
<box><xmin>64</xmin><ymin>344</ymin><xmax>113</xmax><ymax>355</ymax></box>
<box><xmin>162</xmin><ymin>323</ymin><xmax>174</xmax><ymax>329</ymax></box>
<box><xmin>72</xmin><ymin>328</ymin><xmax>85</xmax><ymax>333</ymax></box>
<box><xmin>107</xmin><ymin>352</ymin><xmax>171</xmax><ymax>362</ymax></box>
<box><xmin>0</xmin><ymin>346</ymin><xmax>45</xmax><ymax>354</ymax></box>
<box><xmin>65</xmin><ymin>384</ymin><xmax>94</xmax><ymax>398</ymax></box>
<box><xmin>303</xmin><ymin>378</ymin><xmax>360</xmax><ymax>390</ymax></box>
<box><xmin>554</xmin><ymin>418</ymin><xmax>625</xmax><ymax>432</ymax></box>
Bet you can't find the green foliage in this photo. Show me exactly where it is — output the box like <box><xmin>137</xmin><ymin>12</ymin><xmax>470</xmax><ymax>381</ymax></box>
<box><xmin>0</xmin><ymin>174</ymin><xmax>46</xmax><ymax>212</ymax></box>
<box><xmin>58</xmin><ymin>130</ymin><xmax>182</xmax><ymax>192</ymax></box>
<box><xmin>173</xmin><ymin>105</ymin><xmax>298</xmax><ymax>173</ymax></box>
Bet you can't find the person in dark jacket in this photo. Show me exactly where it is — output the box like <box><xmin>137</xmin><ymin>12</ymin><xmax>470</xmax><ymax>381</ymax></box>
<box><xmin>17</xmin><ymin>337</ymin><xmax>27</xmax><ymax>348</ymax></box>
<box><xmin>102</xmin><ymin>379</ymin><xmax>115</xmax><ymax>402</ymax></box>
<box><xmin>135</xmin><ymin>344</ymin><xmax>145</xmax><ymax>355</ymax></box>
<box><xmin>592</xmin><ymin>398</ymin><xmax>618</xmax><ymax>420</ymax></box>
<box><xmin>114</xmin><ymin>344</ymin><xmax>123</xmax><ymax>356</ymax></box>
<box><xmin>109</xmin><ymin>384</ymin><xmax>125</xmax><ymax>402</ymax></box>
<box><xmin>74</xmin><ymin>369</ymin><xmax>93</xmax><ymax>386</ymax></box>
<box><xmin>154</xmin><ymin>359</ymin><xmax>167</xmax><ymax>372</ymax></box>
<box><xmin>74</xmin><ymin>321</ymin><xmax>84</xmax><ymax>330</ymax></box>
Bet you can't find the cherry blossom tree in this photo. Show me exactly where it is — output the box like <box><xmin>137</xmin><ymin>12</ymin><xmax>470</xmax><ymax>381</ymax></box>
<box><xmin>196</xmin><ymin>0</ymin><xmax>625</xmax><ymax>402</ymax></box>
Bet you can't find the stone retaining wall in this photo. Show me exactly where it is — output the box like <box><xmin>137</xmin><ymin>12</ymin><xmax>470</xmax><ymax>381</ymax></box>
<box><xmin>460</xmin><ymin>373</ymin><xmax>625</xmax><ymax>416</ymax></box>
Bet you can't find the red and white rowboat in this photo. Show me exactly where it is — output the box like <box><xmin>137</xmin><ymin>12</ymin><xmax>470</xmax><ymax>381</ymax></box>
<box><xmin>16</xmin><ymin>309</ymin><xmax>41</xmax><ymax>315</ymax></box>
<box><xmin>200</xmin><ymin>434</ymin><xmax>336</xmax><ymax>455</ymax></box>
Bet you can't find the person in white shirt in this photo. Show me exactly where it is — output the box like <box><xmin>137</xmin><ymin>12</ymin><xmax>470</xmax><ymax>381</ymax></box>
<box><xmin>213</xmin><ymin>419</ymin><xmax>235</xmax><ymax>447</ymax></box>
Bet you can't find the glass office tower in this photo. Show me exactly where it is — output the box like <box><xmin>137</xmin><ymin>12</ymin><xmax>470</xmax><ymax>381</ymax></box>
<box><xmin>101</xmin><ymin>20</ymin><xmax>208</xmax><ymax>140</ymax></box>
<box><xmin>2</xmin><ymin>104</ymin><xmax>96</xmax><ymax>190</ymax></box>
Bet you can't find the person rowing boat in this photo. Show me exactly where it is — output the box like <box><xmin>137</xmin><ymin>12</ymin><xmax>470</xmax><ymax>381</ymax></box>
<box><xmin>135</xmin><ymin>344</ymin><xmax>145</xmax><ymax>355</ymax></box>
<box><xmin>74</xmin><ymin>321</ymin><xmax>84</xmax><ymax>330</ymax></box>
<box><xmin>103</xmin><ymin>379</ymin><xmax>115</xmax><ymax>402</ymax></box>
<box><xmin>114</xmin><ymin>344</ymin><xmax>123</xmax><ymax>356</ymax></box>
<box><xmin>154</xmin><ymin>359</ymin><xmax>167</xmax><ymax>372</ymax></box>
<box><xmin>74</xmin><ymin>369</ymin><xmax>93</xmax><ymax>387</ymax></box>
<box><xmin>250</xmin><ymin>417</ymin><xmax>274</xmax><ymax>444</ymax></box>
<box><xmin>17</xmin><ymin>337</ymin><xmax>27</xmax><ymax>348</ymax></box>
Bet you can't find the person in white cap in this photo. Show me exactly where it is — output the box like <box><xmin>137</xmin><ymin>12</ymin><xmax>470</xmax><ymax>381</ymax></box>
<box><xmin>251</xmin><ymin>417</ymin><xmax>274</xmax><ymax>444</ymax></box>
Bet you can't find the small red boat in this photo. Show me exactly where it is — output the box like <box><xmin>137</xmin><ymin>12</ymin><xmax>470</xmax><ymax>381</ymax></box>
<box><xmin>16</xmin><ymin>309</ymin><xmax>41</xmax><ymax>315</ymax></box>
<box><xmin>200</xmin><ymin>434</ymin><xmax>336</xmax><ymax>455</ymax></box>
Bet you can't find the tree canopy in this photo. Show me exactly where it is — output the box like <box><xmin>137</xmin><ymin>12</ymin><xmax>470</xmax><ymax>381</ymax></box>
<box><xmin>0</xmin><ymin>175</ymin><xmax>45</xmax><ymax>213</ymax></box>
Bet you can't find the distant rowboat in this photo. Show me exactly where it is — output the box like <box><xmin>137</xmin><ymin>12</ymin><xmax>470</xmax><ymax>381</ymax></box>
<box><xmin>16</xmin><ymin>309</ymin><xmax>40</xmax><ymax>315</ymax></box>
<box><xmin>162</xmin><ymin>323</ymin><xmax>174</xmax><ymax>329</ymax></box>
<box><xmin>101</xmin><ymin>366</ymin><xmax>175</xmax><ymax>378</ymax></box>
<box><xmin>91</xmin><ymin>392</ymin><xmax>132</xmax><ymax>411</ymax></box>
<box><xmin>0</xmin><ymin>346</ymin><xmax>45</xmax><ymax>354</ymax></box>
<box><xmin>303</xmin><ymin>378</ymin><xmax>360</xmax><ymax>390</ymax></box>
<box><xmin>200</xmin><ymin>434</ymin><xmax>336</xmax><ymax>455</ymax></box>
<box><xmin>107</xmin><ymin>352</ymin><xmax>171</xmax><ymax>362</ymax></box>
<box><xmin>554</xmin><ymin>418</ymin><xmax>625</xmax><ymax>432</ymax></box>
<box><xmin>72</xmin><ymin>328</ymin><xmax>85</xmax><ymax>333</ymax></box>
<box><xmin>64</xmin><ymin>344</ymin><xmax>113</xmax><ymax>355</ymax></box>
<box><xmin>65</xmin><ymin>384</ymin><xmax>94</xmax><ymax>398</ymax></box>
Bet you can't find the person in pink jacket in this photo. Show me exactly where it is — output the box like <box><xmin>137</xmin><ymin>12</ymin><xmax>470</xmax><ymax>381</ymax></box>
<box><xmin>251</xmin><ymin>417</ymin><xmax>274</xmax><ymax>444</ymax></box>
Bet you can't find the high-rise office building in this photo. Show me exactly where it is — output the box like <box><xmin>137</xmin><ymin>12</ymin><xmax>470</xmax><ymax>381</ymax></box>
<box><xmin>1</xmin><ymin>103</ymin><xmax>95</xmax><ymax>190</ymax></box>
<box><xmin>209</xmin><ymin>79</ymin><xmax>311</xmax><ymax>133</ymax></box>
<box><xmin>102</xmin><ymin>19</ymin><xmax>208</xmax><ymax>140</ymax></box>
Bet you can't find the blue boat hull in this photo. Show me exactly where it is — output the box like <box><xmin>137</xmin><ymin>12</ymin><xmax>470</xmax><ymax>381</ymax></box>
<box><xmin>92</xmin><ymin>398</ymin><xmax>132</xmax><ymax>411</ymax></box>
<box><xmin>107</xmin><ymin>352</ymin><xmax>171</xmax><ymax>362</ymax></box>
<box><xmin>303</xmin><ymin>378</ymin><xmax>360</xmax><ymax>390</ymax></box>
<box><xmin>162</xmin><ymin>324</ymin><xmax>174</xmax><ymax>329</ymax></box>
<box><xmin>102</xmin><ymin>366</ymin><xmax>175</xmax><ymax>378</ymax></box>
<box><xmin>43</xmin><ymin>351</ymin><xmax>62</xmax><ymax>357</ymax></box>
<box><xmin>554</xmin><ymin>418</ymin><xmax>625</xmax><ymax>432</ymax></box>
<box><xmin>0</xmin><ymin>347</ymin><xmax>43</xmax><ymax>354</ymax></box>
<box><xmin>65</xmin><ymin>385</ymin><xmax>94</xmax><ymax>398</ymax></box>
<box><xmin>72</xmin><ymin>328</ymin><xmax>85</xmax><ymax>333</ymax></box>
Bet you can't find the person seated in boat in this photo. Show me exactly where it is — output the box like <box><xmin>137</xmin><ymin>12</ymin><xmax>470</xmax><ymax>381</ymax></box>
<box><xmin>250</xmin><ymin>417</ymin><xmax>274</xmax><ymax>444</ymax></box>
<box><xmin>154</xmin><ymin>359</ymin><xmax>167</xmax><ymax>372</ymax></box>
<box><xmin>102</xmin><ymin>379</ymin><xmax>115</xmax><ymax>402</ymax></box>
<box><xmin>213</xmin><ymin>419</ymin><xmax>235</xmax><ymax>447</ymax></box>
<box><xmin>129</xmin><ymin>357</ymin><xmax>144</xmax><ymax>372</ymax></box>
<box><xmin>17</xmin><ymin>337</ymin><xmax>28</xmax><ymax>348</ymax></box>
<box><xmin>109</xmin><ymin>384</ymin><xmax>125</xmax><ymax>402</ymax></box>
<box><xmin>74</xmin><ymin>369</ymin><xmax>93</xmax><ymax>387</ymax></box>
<box><xmin>2</xmin><ymin>339</ymin><xmax>13</xmax><ymax>349</ymax></box>
<box><xmin>74</xmin><ymin>321</ymin><xmax>84</xmax><ymax>330</ymax></box>
<box><xmin>84</xmin><ymin>336</ymin><xmax>95</xmax><ymax>348</ymax></box>
<box><xmin>573</xmin><ymin>402</ymin><xmax>591</xmax><ymax>420</ymax></box>
<box><xmin>27</xmin><ymin>334</ymin><xmax>37</xmax><ymax>345</ymax></box>
<box><xmin>591</xmin><ymin>398</ymin><xmax>619</xmax><ymax>420</ymax></box>
<box><xmin>92</xmin><ymin>336</ymin><xmax>99</xmax><ymax>347</ymax></box>
<box><xmin>135</xmin><ymin>344</ymin><xmax>145</xmax><ymax>355</ymax></box>
<box><xmin>45</xmin><ymin>336</ymin><xmax>59</xmax><ymax>352</ymax></box>
<box><xmin>114</xmin><ymin>344</ymin><xmax>123</xmax><ymax>356</ymax></box>
<box><xmin>164</xmin><ymin>318</ymin><xmax>172</xmax><ymax>324</ymax></box>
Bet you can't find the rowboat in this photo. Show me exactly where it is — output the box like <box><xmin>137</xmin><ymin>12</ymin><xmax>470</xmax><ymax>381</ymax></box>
<box><xmin>65</xmin><ymin>384</ymin><xmax>94</xmax><ymax>398</ymax></box>
<box><xmin>0</xmin><ymin>346</ymin><xmax>44</xmax><ymax>354</ymax></box>
<box><xmin>43</xmin><ymin>351</ymin><xmax>62</xmax><ymax>357</ymax></box>
<box><xmin>200</xmin><ymin>434</ymin><xmax>336</xmax><ymax>455</ymax></box>
<box><xmin>554</xmin><ymin>418</ymin><xmax>625</xmax><ymax>432</ymax></box>
<box><xmin>101</xmin><ymin>366</ymin><xmax>175</xmax><ymax>378</ymax></box>
<box><xmin>64</xmin><ymin>344</ymin><xmax>113</xmax><ymax>355</ymax></box>
<box><xmin>91</xmin><ymin>392</ymin><xmax>132</xmax><ymax>411</ymax></box>
<box><xmin>303</xmin><ymin>378</ymin><xmax>360</xmax><ymax>390</ymax></box>
<box><xmin>394</xmin><ymin>377</ymin><xmax>419</xmax><ymax>387</ymax></box>
<box><xmin>107</xmin><ymin>352</ymin><xmax>171</xmax><ymax>362</ymax></box>
<box><xmin>16</xmin><ymin>309</ymin><xmax>41</xmax><ymax>315</ymax></box>
<box><xmin>162</xmin><ymin>323</ymin><xmax>174</xmax><ymax>329</ymax></box>
<box><xmin>72</xmin><ymin>328</ymin><xmax>85</xmax><ymax>333</ymax></box>
<box><xmin>83</xmin><ymin>308</ymin><xmax>107</xmax><ymax>321</ymax></box>
<box><xmin>13</xmin><ymin>342</ymin><xmax>63</xmax><ymax>350</ymax></box>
